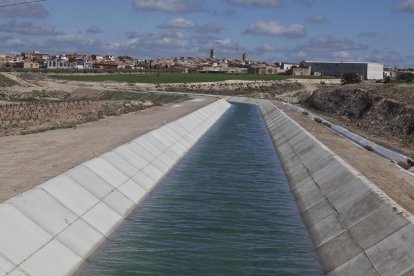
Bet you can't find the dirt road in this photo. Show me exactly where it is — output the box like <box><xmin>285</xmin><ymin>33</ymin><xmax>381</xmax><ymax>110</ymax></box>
<box><xmin>274</xmin><ymin>101</ymin><xmax>414</xmax><ymax>215</ymax></box>
<box><xmin>0</xmin><ymin>96</ymin><xmax>216</xmax><ymax>203</ymax></box>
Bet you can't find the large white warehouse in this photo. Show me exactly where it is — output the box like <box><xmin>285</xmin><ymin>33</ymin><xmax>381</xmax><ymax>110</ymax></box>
<box><xmin>304</xmin><ymin>61</ymin><xmax>384</xmax><ymax>80</ymax></box>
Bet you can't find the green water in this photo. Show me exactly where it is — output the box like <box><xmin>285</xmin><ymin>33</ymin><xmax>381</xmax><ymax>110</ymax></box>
<box><xmin>79</xmin><ymin>103</ymin><xmax>323</xmax><ymax>275</ymax></box>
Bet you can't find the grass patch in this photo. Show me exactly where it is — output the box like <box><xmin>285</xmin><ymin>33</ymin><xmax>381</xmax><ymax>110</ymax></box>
<box><xmin>51</xmin><ymin>73</ymin><xmax>324</xmax><ymax>84</ymax></box>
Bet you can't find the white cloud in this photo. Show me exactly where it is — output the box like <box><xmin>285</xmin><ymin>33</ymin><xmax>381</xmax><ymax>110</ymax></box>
<box><xmin>199</xmin><ymin>38</ymin><xmax>245</xmax><ymax>58</ymax></box>
<box><xmin>295</xmin><ymin>0</ymin><xmax>317</xmax><ymax>6</ymax></box>
<box><xmin>394</xmin><ymin>0</ymin><xmax>414</xmax><ymax>12</ymax></box>
<box><xmin>0</xmin><ymin>21</ymin><xmax>57</xmax><ymax>36</ymax></box>
<box><xmin>307</xmin><ymin>15</ymin><xmax>326</xmax><ymax>23</ymax></box>
<box><xmin>0</xmin><ymin>0</ymin><xmax>48</xmax><ymax>18</ymax></box>
<box><xmin>124</xmin><ymin>31</ymin><xmax>190</xmax><ymax>52</ymax></box>
<box><xmin>333</xmin><ymin>50</ymin><xmax>351</xmax><ymax>59</ymax></box>
<box><xmin>259</xmin><ymin>43</ymin><xmax>278</xmax><ymax>52</ymax></box>
<box><xmin>227</xmin><ymin>0</ymin><xmax>282</xmax><ymax>7</ymax></box>
<box><xmin>86</xmin><ymin>26</ymin><xmax>102</xmax><ymax>34</ymax></box>
<box><xmin>133</xmin><ymin>0</ymin><xmax>201</xmax><ymax>13</ymax></box>
<box><xmin>194</xmin><ymin>22</ymin><xmax>223</xmax><ymax>34</ymax></box>
<box><xmin>253</xmin><ymin>35</ymin><xmax>371</xmax><ymax>62</ymax></box>
<box><xmin>243</xmin><ymin>21</ymin><xmax>305</xmax><ymax>38</ymax></box>
<box><xmin>53</xmin><ymin>34</ymin><xmax>86</xmax><ymax>43</ymax></box>
<box><xmin>159</xmin><ymin>17</ymin><xmax>196</xmax><ymax>28</ymax></box>
<box><xmin>5</xmin><ymin>37</ymin><xmax>25</xmax><ymax>47</ymax></box>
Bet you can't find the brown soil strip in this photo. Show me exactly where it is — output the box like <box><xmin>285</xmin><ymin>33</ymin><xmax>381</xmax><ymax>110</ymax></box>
<box><xmin>273</xmin><ymin>101</ymin><xmax>414</xmax><ymax>215</ymax></box>
<box><xmin>0</xmin><ymin>96</ymin><xmax>216</xmax><ymax>203</ymax></box>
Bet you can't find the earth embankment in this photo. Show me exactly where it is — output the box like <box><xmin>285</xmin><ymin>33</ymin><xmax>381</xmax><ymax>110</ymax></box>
<box><xmin>305</xmin><ymin>83</ymin><xmax>414</xmax><ymax>158</ymax></box>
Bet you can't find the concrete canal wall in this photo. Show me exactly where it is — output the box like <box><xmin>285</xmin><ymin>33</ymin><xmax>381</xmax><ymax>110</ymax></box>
<box><xmin>0</xmin><ymin>99</ymin><xmax>231</xmax><ymax>276</ymax></box>
<box><xmin>227</xmin><ymin>97</ymin><xmax>414</xmax><ymax>276</ymax></box>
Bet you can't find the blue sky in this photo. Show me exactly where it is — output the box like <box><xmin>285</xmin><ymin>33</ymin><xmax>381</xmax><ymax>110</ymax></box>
<box><xmin>0</xmin><ymin>0</ymin><xmax>413</xmax><ymax>66</ymax></box>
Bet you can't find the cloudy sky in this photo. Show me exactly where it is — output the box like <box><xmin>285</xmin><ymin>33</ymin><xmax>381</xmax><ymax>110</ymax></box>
<box><xmin>0</xmin><ymin>0</ymin><xmax>413</xmax><ymax>66</ymax></box>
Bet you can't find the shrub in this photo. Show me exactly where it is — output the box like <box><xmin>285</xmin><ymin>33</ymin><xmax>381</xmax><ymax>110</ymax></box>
<box><xmin>364</xmin><ymin>145</ymin><xmax>374</xmax><ymax>152</ymax></box>
<box><xmin>103</xmin><ymin>103</ymin><xmax>122</xmax><ymax>116</ymax></box>
<box><xmin>397</xmin><ymin>72</ymin><xmax>414</xmax><ymax>82</ymax></box>
<box><xmin>322</xmin><ymin>122</ymin><xmax>332</xmax><ymax>128</ymax></box>
<box><xmin>97</xmin><ymin>110</ymin><xmax>104</xmax><ymax>119</ymax></box>
<box><xmin>341</xmin><ymin>72</ymin><xmax>362</xmax><ymax>85</ymax></box>
<box><xmin>83</xmin><ymin>111</ymin><xmax>99</xmax><ymax>122</ymax></box>
<box><xmin>398</xmin><ymin>161</ymin><xmax>411</xmax><ymax>170</ymax></box>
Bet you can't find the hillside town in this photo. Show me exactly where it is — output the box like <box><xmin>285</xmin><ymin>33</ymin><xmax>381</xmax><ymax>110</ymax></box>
<box><xmin>1</xmin><ymin>49</ymin><xmax>412</xmax><ymax>80</ymax></box>
<box><xmin>0</xmin><ymin>49</ymin><xmax>309</xmax><ymax>74</ymax></box>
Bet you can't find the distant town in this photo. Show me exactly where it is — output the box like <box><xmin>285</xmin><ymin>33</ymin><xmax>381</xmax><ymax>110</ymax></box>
<box><xmin>1</xmin><ymin>49</ymin><xmax>413</xmax><ymax>80</ymax></box>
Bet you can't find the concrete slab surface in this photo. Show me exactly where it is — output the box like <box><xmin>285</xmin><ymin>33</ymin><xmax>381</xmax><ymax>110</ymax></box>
<box><xmin>316</xmin><ymin>229</ymin><xmax>362</xmax><ymax>273</ymax></box>
<box><xmin>7</xmin><ymin>188</ymin><xmax>77</xmax><ymax>236</ymax></box>
<box><xmin>367</xmin><ymin>223</ymin><xmax>414</xmax><ymax>275</ymax></box>
<box><xmin>56</xmin><ymin>218</ymin><xmax>105</xmax><ymax>258</ymax></box>
<box><xmin>102</xmin><ymin>190</ymin><xmax>135</xmax><ymax>217</ymax></box>
<box><xmin>101</xmin><ymin>152</ymin><xmax>139</xmax><ymax>178</ymax></box>
<box><xmin>40</xmin><ymin>175</ymin><xmax>99</xmax><ymax>216</ymax></box>
<box><xmin>117</xmin><ymin>179</ymin><xmax>147</xmax><ymax>204</ymax></box>
<box><xmin>83</xmin><ymin>158</ymin><xmax>128</xmax><ymax>188</ymax></box>
<box><xmin>81</xmin><ymin>202</ymin><xmax>123</xmax><ymax>237</ymax></box>
<box><xmin>19</xmin><ymin>240</ymin><xmax>82</xmax><ymax>276</ymax></box>
<box><xmin>0</xmin><ymin>204</ymin><xmax>52</xmax><ymax>267</ymax></box>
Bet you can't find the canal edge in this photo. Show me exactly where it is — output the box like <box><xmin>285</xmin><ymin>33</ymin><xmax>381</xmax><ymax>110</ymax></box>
<box><xmin>0</xmin><ymin>99</ymin><xmax>231</xmax><ymax>275</ymax></box>
<box><xmin>226</xmin><ymin>96</ymin><xmax>414</xmax><ymax>276</ymax></box>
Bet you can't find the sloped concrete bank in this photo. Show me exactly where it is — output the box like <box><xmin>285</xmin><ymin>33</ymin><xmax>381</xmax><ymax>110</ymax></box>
<box><xmin>0</xmin><ymin>99</ymin><xmax>231</xmax><ymax>276</ymax></box>
<box><xmin>227</xmin><ymin>97</ymin><xmax>414</xmax><ymax>276</ymax></box>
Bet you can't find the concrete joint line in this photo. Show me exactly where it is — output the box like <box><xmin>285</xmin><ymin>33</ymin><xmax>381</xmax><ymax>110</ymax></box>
<box><xmin>262</xmin><ymin>100</ymin><xmax>380</xmax><ymax>275</ymax></box>
<box><xmin>282</xmin><ymin>132</ymin><xmax>380</xmax><ymax>276</ymax></box>
<box><xmin>38</xmin><ymin>186</ymin><xmax>111</xmax><ymax>238</ymax></box>
<box><xmin>5</xmin><ymin>195</ymin><xmax>86</xmax><ymax>274</ymax></box>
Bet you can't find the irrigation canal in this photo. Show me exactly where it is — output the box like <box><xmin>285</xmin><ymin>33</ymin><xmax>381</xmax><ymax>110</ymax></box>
<box><xmin>79</xmin><ymin>102</ymin><xmax>323</xmax><ymax>275</ymax></box>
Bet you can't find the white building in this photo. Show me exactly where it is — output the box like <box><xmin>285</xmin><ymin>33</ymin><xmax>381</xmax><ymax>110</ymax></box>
<box><xmin>279</xmin><ymin>62</ymin><xmax>298</xmax><ymax>70</ymax></box>
<box><xmin>46</xmin><ymin>60</ymin><xmax>71</xmax><ymax>69</ymax></box>
<box><xmin>304</xmin><ymin>61</ymin><xmax>384</xmax><ymax>80</ymax></box>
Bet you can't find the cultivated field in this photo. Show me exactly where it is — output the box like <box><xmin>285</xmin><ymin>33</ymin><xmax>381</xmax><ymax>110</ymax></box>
<box><xmin>0</xmin><ymin>74</ymin><xmax>18</xmax><ymax>87</ymax></box>
<box><xmin>51</xmin><ymin>72</ymin><xmax>323</xmax><ymax>84</ymax></box>
<box><xmin>0</xmin><ymin>89</ymin><xmax>188</xmax><ymax>136</ymax></box>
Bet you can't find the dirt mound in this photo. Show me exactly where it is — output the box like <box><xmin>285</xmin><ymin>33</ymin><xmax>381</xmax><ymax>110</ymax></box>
<box><xmin>158</xmin><ymin>80</ymin><xmax>306</xmax><ymax>98</ymax></box>
<box><xmin>305</xmin><ymin>83</ymin><xmax>414</xmax><ymax>157</ymax></box>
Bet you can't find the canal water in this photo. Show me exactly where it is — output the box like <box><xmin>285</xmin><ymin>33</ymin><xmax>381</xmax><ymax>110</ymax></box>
<box><xmin>79</xmin><ymin>102</ymin><xmax>323</xmax><ymax>275</ymax></box>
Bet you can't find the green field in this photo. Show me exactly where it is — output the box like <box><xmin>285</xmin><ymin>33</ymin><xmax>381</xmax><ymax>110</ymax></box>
<box><xmin>51</xmin><ymin>73</ymin><xmax>323</xmax><ymax>84</ymax></box>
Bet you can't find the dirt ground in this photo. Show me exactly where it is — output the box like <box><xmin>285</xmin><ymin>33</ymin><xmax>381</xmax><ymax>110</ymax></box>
<box><xmin>274</xmin><ymin>101</ymin><xmax>414</xmax><ymax>215</ymax></box>
<box><xmin>0</xmin><ymin>96</ymin><xmax>216</xmax><ymax>203</ymax></box>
